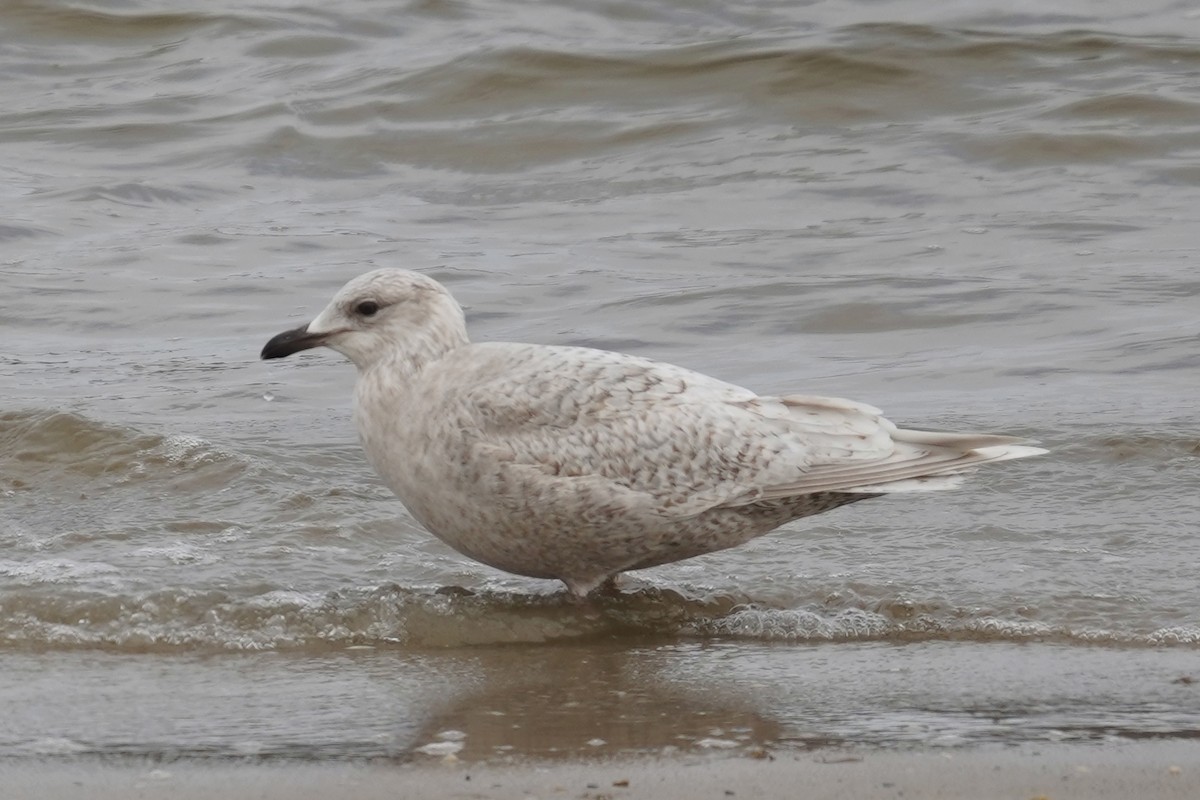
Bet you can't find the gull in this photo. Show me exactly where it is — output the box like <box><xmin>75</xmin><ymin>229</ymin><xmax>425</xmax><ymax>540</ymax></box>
<box><xmin>262</xmin><ymin>269</ymin><xmax>1045</xmax><ymax>597</ymax></box>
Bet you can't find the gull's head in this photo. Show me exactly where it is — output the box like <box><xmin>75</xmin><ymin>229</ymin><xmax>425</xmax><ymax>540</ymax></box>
<box><xmin>260</xmin><ymin>268</ymin><xmax>468</xmax><ymax>370</ymax></box>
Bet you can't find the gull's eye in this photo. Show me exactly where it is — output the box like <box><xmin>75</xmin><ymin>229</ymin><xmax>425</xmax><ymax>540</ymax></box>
<box><xmin>355</xmin><ymin>300</ymin><xmax>380</xmax><ymax>317</ymax></box>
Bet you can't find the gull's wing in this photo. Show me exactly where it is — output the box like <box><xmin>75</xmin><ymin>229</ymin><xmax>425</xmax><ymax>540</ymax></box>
<box><xmin>443</xmin><ymin>343</ymin><xmax>1043</xmax><ymax>518</ymax></box>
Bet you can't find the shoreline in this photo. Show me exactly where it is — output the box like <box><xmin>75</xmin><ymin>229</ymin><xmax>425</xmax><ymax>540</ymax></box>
<box><xmin>5</xmin><ymin>741</ymin><xmax>1197</xmax><ymax>800</ymax></box>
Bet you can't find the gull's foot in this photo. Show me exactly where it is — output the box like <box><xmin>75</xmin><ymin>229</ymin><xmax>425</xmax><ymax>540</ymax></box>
<box><xmin>561</xmin><ymin>574</ymin><xmax>623</xmax><ymax>602</ymax></box>
<box><xmin>593</xmin><ymin>575</ymin><xmax>623</xmax><ymax>598</ymax></box>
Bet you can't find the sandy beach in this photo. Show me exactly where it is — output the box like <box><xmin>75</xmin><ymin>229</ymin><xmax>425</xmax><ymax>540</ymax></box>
<box><xmin>7</xmin><ymin>741</ymin><xmax>1197</xmax><ymax>800</ymax></box>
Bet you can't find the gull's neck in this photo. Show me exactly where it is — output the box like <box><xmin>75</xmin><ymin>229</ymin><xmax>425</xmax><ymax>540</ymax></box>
<box><xmin>352</xmin><ymin>317</ymin><xmax>468</xmax><ymax>475</ymax></box>
<box><xmin>361</xmin><ymin>316</ymin><xmax>470</xmax><ymax>383</ymax></box>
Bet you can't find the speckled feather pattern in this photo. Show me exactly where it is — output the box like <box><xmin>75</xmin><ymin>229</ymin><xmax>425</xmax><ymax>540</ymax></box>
<box><xmin>268</xmin><ymin>269</ymin><xmax>1046</xmax><ymax>596</ymax></box>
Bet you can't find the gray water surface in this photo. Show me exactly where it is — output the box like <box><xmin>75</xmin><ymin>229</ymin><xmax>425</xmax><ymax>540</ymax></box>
<box><xmin>2</xmin><ymin>0</ymin><xmax>1199</xmax><ymax>762</ymax></box>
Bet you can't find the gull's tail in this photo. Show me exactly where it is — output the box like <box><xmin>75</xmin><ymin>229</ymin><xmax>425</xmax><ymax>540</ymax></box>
<box><xmin>747</xmin><ymin>395</ymin><xmax>1048</xmax><ymax>499</ymax></box>
<box><xmin>840</xmin><ymin>432</ymin><xmax>1047</xmax><ymax>494</ymax></box>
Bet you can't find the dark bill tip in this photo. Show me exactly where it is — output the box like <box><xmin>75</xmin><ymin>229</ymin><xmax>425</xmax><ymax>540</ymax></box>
<box><xmin>261</xmin><ymin>325</ymin><xmax>327</xmax><ymax>360</ymax></box>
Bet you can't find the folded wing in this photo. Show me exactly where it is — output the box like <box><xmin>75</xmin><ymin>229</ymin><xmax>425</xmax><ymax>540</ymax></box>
<box><xmin>456</xmin><ymin>344</ymin><xmax>1045</xmax><ymax>519</ymax></box>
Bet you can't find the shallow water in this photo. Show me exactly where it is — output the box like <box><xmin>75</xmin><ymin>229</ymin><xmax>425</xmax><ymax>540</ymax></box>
<box><xmin>2</xmin><ymin>0</ymin><xmax>1200</xmax><ymax>762</ymax></box>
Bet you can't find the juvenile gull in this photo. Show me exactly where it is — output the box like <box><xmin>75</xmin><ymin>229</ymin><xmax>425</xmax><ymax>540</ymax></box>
<box><xmin>262</xmin><ymin>269</ymin><xmax>1046</xmax><ymax>597</ymax></box>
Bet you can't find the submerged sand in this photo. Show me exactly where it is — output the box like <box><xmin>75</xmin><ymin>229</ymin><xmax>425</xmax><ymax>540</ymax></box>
<box><xmin>6</xmin><ymin>741</ymin><xmax>1197</xmax><ymax>800</ymax></box>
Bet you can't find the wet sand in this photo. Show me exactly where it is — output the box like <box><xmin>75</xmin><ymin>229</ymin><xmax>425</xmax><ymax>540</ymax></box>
<box><xmin>8</xmin><ymin>742</ymin><xmax>1197</xmax><ymax>800</ymax></box>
